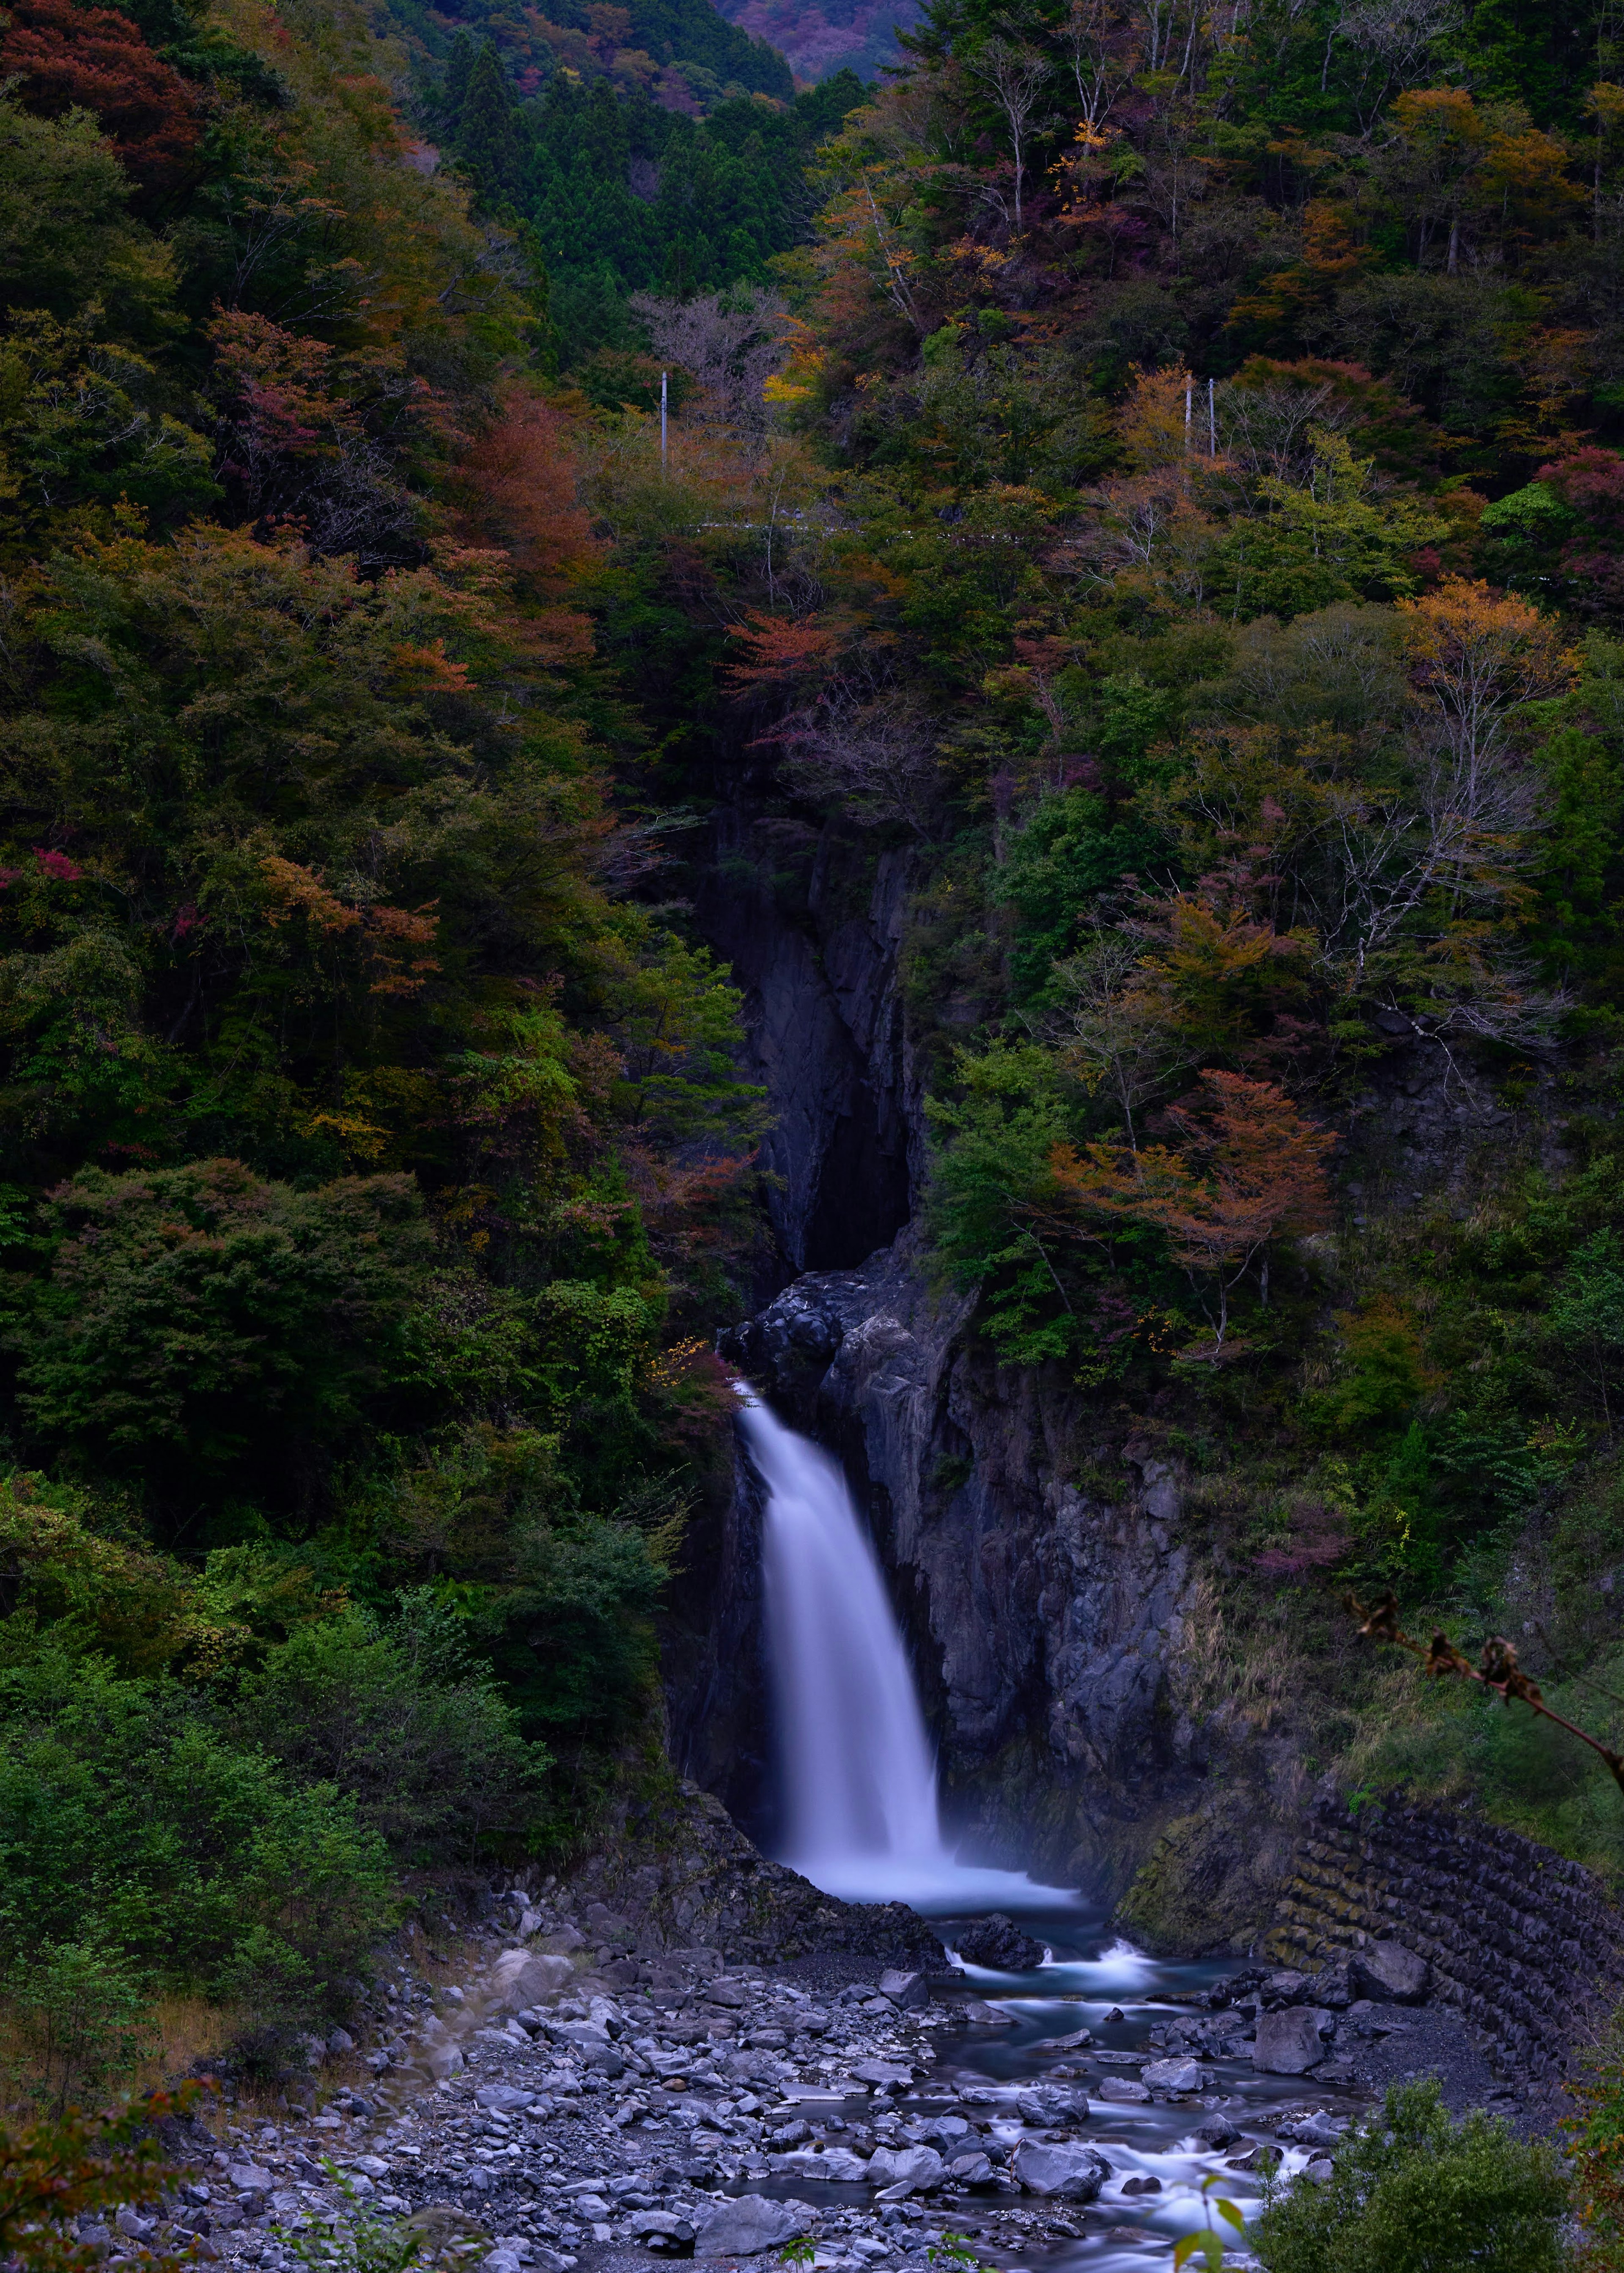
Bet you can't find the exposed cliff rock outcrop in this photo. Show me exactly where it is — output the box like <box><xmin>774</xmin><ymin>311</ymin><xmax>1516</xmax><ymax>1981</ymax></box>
<box><xmin>693</xmin><ymin>814</ymin><xmax>917</xmax><ymax>1293</ymax></box>
<box><xmin>709</xmin><ymin>1238</ymin><xmax>1207</xmax><ymax>1896</ymax></box>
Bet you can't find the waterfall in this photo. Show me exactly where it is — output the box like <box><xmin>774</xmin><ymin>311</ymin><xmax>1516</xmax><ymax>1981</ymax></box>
<box><xmin>737</xmin><ymin>1384</ymin><xmax>1078</xmax><ymax>1914</ymax></box>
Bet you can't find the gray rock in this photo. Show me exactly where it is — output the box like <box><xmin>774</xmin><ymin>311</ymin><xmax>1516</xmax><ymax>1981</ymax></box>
<box><xmin>878</xmin><ymin>1970</ymin><xmax>930</xmax><ymax>2011</ymax></box>
<box><xmin>348</xmin><ymin>2158</ymin><xmax>390</xmax><ymax>2180</ymax></box>
<box><xmin>851</xmin><ymin>2060</ymin><xmax>914</xmax><ymax>2089</ymax></box>
<box><xmin>475</xmin><ymin>2087</ymin><xmax>538</xmax><ymax>2115</ymax></box>
<box><xmin>1193</xmin><ymin>2117</ymin><xmax>1241</xmax><ymax>2149</ymax></box>
<box><xmin>115</xmin><ymin>2211</ymin><xmax>156</xmax><ymax>2240</ymax></box>
<box><xmin>866</xmin><ymin>2147</ymin><xmax>944</xmax><ymax>2193</ymax></box>
<box><xmin>1095</xmin><ymin>2078</ymin><xmax>1151</xmax><ymax>2103</ymax></box>
<box><xmin>954</xmin><ymin>1917</ymin><xmax>1046</xmax><ymax>1973</ymax></box>
<box><xmin>1351</xmin><ymin>1942</ymin><xmax>1429</xmax><ymax>2003</ymax></box>
<box><xmin>627</xmin><ymin>2212</ymin><xmax>695</xmax><ymax>2245</ymax></box>
<box><xmin>327</xmin><ymin>2029</ymin><xmax>355</xmax><ymax>2054</ymax></box>
<box><xmin>226</xmin><ymin>2166</ymin><xmax>274</xmax><ymax>2198</ymax></box>
<box><xmin>1140</xmin><ymin>2058</ymin><xmax>1202</xmax><ymax>2092</ymax></box>
<box><xmin>491</xmin><ymin>1952</ymin><xmax>576</xmax><ymax>2012</ymax></box>
<box><xmin>946</xmin><ymin>2153</ymin><xmax>994</xmax><ymax>2187</ymax></box>
<box><xmin>1303</xmin><ymin>2158</ymin><xmax>1336</xmax><ymax>2185</ymax></box>
<box><xmin>692</xmin><ymin>2195</ymin><xmax>809</xmax><ymax>2257</ymax></box>
<box><xmin>1016</xmin><ymin>2085</ymin><xmax>1089</xmax><ymax>2125</ymax></box>
<box><xmin>779</xmin><ymin>2150</ymin><xmax>870</xmax><ymax>2183</ymax></box>
<box><xmin>1253</xmin><ymin>2007</ymin><xmax>1325</xmax><ymax>2074</ymax></box>
<box><xmin>1010</xmin><ymin>2141</ymin><xmax>1109</xmax><ymax>2201</ymax></box>
<box><xmin>1280</xmin><ymin>2116</ymin><xmax>1343</xmax><ymax>2150</ymax></box>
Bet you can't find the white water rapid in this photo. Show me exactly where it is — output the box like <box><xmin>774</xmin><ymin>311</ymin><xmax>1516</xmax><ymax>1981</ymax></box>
<box><xmin>737</xmin><ymin>1384</ymin><xmax>1078</xmax><ymax>1914</ymax></box>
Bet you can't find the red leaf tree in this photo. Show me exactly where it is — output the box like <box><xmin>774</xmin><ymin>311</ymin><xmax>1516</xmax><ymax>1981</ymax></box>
<box><xmin>0</xmin><ymin>0</ymin><xmax>201</xmax><ymax>192</ymax></box>
<box><xmin>1046</xmin><ymin>1068</ymin><xmax>1335</xmax><ymax>1354</ymax></box>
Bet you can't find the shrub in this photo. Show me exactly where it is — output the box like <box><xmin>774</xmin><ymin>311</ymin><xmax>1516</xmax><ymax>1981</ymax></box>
<box><xmin>0</xmin><ymin>1638</ymin><xmax>397</xmax><ymax>2020</ymax></box>
<box><xmin>1251</xmin><ymin>2078</ymin><xmax>1569</xmax><ymax>2273</ymax></box>
<box><xmin>3</xmin><ymin>1940</ymin><xmax>154</xmax><ymax>2117</ymax></box>
<box><xmin>229</xmin><ymin>1607</ymin><xmax>547</xmax><ymax>1861</ymax></box>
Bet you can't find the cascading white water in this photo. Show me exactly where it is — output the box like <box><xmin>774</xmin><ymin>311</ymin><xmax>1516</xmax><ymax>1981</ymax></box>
<box><xmin>737</xmin><ymin>1384</ymin><xmax>1078</xmax><ymax>1913</ymax></box>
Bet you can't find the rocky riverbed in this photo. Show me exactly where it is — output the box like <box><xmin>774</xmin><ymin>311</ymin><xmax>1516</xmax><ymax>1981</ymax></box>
<box><xmin>77</xmin><ymin>1851</ymin><xmax>1518</xmax><ymax>2273</ymax></box>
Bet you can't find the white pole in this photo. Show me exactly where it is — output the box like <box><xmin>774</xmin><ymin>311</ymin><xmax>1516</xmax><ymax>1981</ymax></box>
<box><xmin>1184</xmin><ymin>384</ymin><xmax>1191</xmax><ymax>448</ymax></box>
<box><xmin>661</xmin><ymin>370</ymin><xmax>668</xmax><ymax>468</ymax></box>
<box><xmin>1209</xmin><ymin>376</ymin><xmax>1216</xmax><ymax>455</ymax></box>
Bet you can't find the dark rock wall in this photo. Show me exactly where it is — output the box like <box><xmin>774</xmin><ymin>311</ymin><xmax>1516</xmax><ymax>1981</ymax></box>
<box><xmin>693</xmin><ymin>812</ymin><xmax>916</xmax><ymax>1293</ymax></box>
<box><xmin>1262</xmin><ymin>1793</ymin><xmax>1624</xmax><ymax>2095</ymax></box>
<box><xmin>660</xmin><ymin>1438</ymin><xmax>774</xmax><ymax>1845</ymax></box>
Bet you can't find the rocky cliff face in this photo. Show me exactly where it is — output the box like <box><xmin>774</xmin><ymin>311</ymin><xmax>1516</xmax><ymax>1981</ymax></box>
<box><xmin>692</xmin><ymin>811</ymin><xmax>917</xmax><ymax>1296</ymax></box>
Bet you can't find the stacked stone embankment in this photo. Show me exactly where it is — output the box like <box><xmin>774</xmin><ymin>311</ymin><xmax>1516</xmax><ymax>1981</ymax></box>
<box><xmin>1261</xmin><ymin>1793</ymin><xmax>1624</xmax><ymax>2093</ymax></box>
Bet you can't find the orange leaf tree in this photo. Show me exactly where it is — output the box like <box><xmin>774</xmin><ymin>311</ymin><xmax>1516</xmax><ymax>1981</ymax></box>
<box><xmin>0</xmin><ymin>2083</ymin><xmax>208</xmax><ymax>2273</ymax></box>
<box><xmin>1046</xmin><ymin>1068</ymin><xmax>1335</xmax><ymax>1353</ymax></box>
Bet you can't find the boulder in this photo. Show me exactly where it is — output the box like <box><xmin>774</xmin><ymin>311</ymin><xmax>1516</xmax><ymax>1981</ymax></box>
<box><xmin>424</xmin><ymin>2043</ymin><xmax>464</xmax><ymax>2080</ymax></box>
<box><xmin>865</xmin><ymin>2146</ymin><xmax>945</xmax><ymax>2193</ymax></box>
<box><xmin>851</xmin><ymin>2059</ymin><xmax>914</xmax><ymax>2089</ymax></box>
<box><xmin>1351</xmin><ymin>1942</ymin><xmax>1429</xmax><ymax>2004</ymax></box>
<box><xmin>1193</xmin><ymin>2116</ymin><xmax>1241</xmax><ymax>2149</ymax></box>
<box><xmin>627</xmin><ymin>2213</ymin><xmax>696</xmax><ymax>2246</ymax></box>
<box><xmin>1141</xmin><ymin>2058</ymin><xmax>1202</xmax><ymax>2093</ymax></box>
<box><xmin>490</xmin><ymin>1951</ymin><xmax>574</xmax><ymax>2012</ymax></box>
<box><xmin>1016</xmin><ymin>2085</ymin><xmax>1089</xmax><ymax>2125</ymax></box>
<box><xmin>878</xmin><ymin>1969</ymin><xmax>930</xmax><ymax>2010</ymax></box>
<box><xmin>1252</xmin><ymin>2007</ymin><xmax>1325</xmax><ymax>2074</ymax></box>
<box><xmin>955</xmin><ymin>1916</ymin><xmax>1046</xmax><ymax>1972</ymax></box>
<box><xmin>1095</xmin><ymin>2078</ymin><xmax>1151</xmax><ymax>2103</ymax></box>
<box><xmin>947</xmin><ymin>2152</ymin><xmax>994</xmax><ymax>2187</ymax></box>
<box><xmin>1011</xmin><ymin>2141</ymin><xmax>1110</xmax><ymax>2201</ymax></box>
<box><xmin>225</xmin><ymin>2166</ymin><xmax>274</xmax><ymax>2199</ymax></box>
<box><xmin>474</xmin><ymin>2087</ymin><xmax>537</xmax><ymax>2114</ymax></box>
<box><xmin>780</xmin><ymin>2149</ymin><xmax>870</xmax><ymax>2182</ymax></box>
<box><xmin>692</xmin><ymin>2196</ymin><xmax>808</xmax><ymax>2257</ymax></box>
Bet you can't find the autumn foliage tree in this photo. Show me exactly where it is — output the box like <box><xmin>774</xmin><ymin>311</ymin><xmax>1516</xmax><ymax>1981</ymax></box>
<box><xmin>1045</xmin><ymin>1069</ymin><xmax>1336</xmax><ymax>1353</ymax></box>
<box><xmin>0</xmin><ymin>0</ymin><xmax>200</xmax><ymax>193</ymax></box>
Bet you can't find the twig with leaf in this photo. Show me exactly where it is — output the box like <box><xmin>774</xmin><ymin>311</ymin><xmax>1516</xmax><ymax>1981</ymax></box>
<box><xmin>1174</xmin><ymin>2175</ymin><xmax>1248</xmax><ymax>2271</ymax></box>
<box><xmin>1348</xmin><ymin>1592</ymin><xmax>1624</xmax><ymax>1795</ymax></box>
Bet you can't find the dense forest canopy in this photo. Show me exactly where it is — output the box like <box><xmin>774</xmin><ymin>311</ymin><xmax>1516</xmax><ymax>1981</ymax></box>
<box><xmin>6</xmin><ymin>0</ymin><xmax>1624</xmax><ymax>2132</ymax></box>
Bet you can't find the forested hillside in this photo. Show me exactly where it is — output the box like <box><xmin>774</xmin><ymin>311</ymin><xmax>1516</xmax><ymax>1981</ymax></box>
<box><xmin>0</xmin><ymin>0</ymin><xmax>771</xmax><ymax>2103</ymax></box>
<box><xmin>584</xmin><ymin>0</ymin><xmax>1624</xmax><ymax>1895</ymax></box>
<box><xmin>11</xmin><ymin>0</ymin><xmax>1624</xmax><ymax>2130</ymax></box>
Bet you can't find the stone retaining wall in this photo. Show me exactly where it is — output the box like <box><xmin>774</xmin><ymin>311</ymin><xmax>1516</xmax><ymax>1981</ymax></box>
<box><xmin>1261</xmin><ymin>1793</ymin><xmax>1624</xmax><ymax>2089</ymax></box>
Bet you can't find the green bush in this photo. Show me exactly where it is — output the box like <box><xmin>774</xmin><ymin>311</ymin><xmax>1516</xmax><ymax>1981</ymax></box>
<box><xmin>230</xmin><ymin>1605</ymin><xmax>548</xmax><ymax>1860</ymax></box>
<box><xmin>3</xmin><ymin>1938</ymin><xmax>154</xmax><ymax>2116</ymax></box>
<box><xmin>0</xmin><ymin>1637</ymin><xmax>398</xmax><ymax>2022</ymax></box>
<box><xmin>8</xmin><ymin>1162</ymin><xmax>432</xmax><ymax>1520</ymax></box>
<box><xmin>1251</xmin><ymin>2079</ymin><xmax>1569</xmax><ymax>2273</ymax></box>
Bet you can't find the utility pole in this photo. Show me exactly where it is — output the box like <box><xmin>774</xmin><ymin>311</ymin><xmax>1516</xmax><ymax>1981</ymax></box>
<box><xmin>1184</xmin><ymin>384</ymin><xmax>1192</xmax><ymax>449</ymax></box>
<box><xmin>1209</xmin><ymin>376</ymin><xmax>1216</xmax><ymax>455</ymax></box>
<box><xmin>661</xmin><ymin>370</ymin><xmax>668</xmax><ymax>469</ymax></box>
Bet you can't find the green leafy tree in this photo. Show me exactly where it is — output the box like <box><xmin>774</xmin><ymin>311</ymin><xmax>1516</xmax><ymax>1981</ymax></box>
<box><xmin>1251</xmin><ymin>2079</ymin><xmax>1569</xmax><ymax>2273</ymax></box>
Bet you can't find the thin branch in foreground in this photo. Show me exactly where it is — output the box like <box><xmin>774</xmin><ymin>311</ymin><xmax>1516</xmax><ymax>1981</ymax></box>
<box><xmin>1347</xmin><ymin>1591</ymin><xmax>1624</xmax><ymax>1797</ymax></box>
